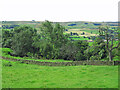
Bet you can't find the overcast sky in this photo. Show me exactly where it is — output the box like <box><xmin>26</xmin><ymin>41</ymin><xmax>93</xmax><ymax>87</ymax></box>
<box><xmin>0</xmin><ymin>0</ymin><xmax>119</xmax><ymax>22</ymax></box>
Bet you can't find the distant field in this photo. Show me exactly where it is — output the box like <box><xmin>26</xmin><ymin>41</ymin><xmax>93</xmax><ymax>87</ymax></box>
<box><xmin>2</xmin><ymin>60</ymin><xmax>118</xmax><ymax>88</ymax></box>
<box><xmin>64</xmin><ymin>29</ymin><xmax>98</xmax><ymax>37</ymax></box>
<box><xmin>69</xmin><ymin>36</ymin><xmax>90</xmax><ymax>40</ymax></box>
<box><xmin>80</xmin><ymin>29</ymin><xmax>99</xmax><ymax>34</ymax></box>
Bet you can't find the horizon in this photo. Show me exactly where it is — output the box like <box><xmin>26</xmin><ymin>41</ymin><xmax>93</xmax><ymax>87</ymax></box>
<box><xmin>1</xmin><ymin>20</ymin><xmax>119</xmax><ymax>22</ymax></box>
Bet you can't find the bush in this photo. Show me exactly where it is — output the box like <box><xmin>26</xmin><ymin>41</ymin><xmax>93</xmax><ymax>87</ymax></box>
<box><xmin>59</xmin><ymin>41</ymin><xmax>77</xmax><ymax>60</ymax></box>
<box><xmin>90</xmin><ymin>55</ymin><xmax>101</xmax><ymax>60</ymax></box>
<box><xmin>3</xmin><ymin>61</ymin><xmax>12</xmax><ymax>67</ymax></box>
<box><xmin>75</xmin><ymin>51</ymin><xmax>87</xmax><ymax>61</ymax></box>
<box><xmin>27</xmin><ymin>52</ymin><xmax>34</xmax><ymax>58</ymax></box>
<box><xmin>11</xmin><ymin>26</ymin><xmax>37</xmax><ymax>57</ymax></box>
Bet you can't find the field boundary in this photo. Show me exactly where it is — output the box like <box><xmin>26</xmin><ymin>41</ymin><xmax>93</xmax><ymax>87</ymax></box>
<box><xmin>1</xmin><ymin>56</ymin><xmax>120</xmax><ymax>66</ymax></box>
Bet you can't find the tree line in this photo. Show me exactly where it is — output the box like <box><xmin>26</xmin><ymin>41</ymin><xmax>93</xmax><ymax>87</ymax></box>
<box><xmin>2</xmin><ymin>20</ymin><xmax>120</xmax><ymax>61</ymax></box>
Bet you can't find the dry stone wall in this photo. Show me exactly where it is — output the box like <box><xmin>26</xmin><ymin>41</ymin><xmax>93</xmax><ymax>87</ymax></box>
<box><xmin>2</xmin><ymin>57</ymin><xmax>120</xmax><ymax>66</ymax></box>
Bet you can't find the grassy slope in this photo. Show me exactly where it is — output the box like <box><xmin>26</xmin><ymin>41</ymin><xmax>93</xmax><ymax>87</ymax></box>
<box><xmin>2</xmin><ymin>60</ymin><xmax>118</xmax><ymax>88</ymax></box>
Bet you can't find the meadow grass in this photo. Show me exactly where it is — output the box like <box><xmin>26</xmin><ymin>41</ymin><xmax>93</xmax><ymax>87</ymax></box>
<box><xmin>2</xmin><ymin>59</ymin><xmax>118</xmax><ymax>88</ymax></box>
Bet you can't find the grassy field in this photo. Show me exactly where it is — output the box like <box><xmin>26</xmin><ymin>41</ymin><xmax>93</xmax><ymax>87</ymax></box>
<box><xmin>2</xmin><ymin>60</ymin><xmax>118</xmax><ymax>88</ymax></box>
<box><xmin>80</xmin><ymin>29</ymin><xmax>99</xmax><ymax>34</ymax></box>
<box><xmin>70</xmin><ymin>38</ymin><xmax>88</xmax><ymax>40</ymax></box>
<box><xmin>64</xmin><ymin>29</ymin><xmax>98</xmax><ymax>37</ymax></box>
<box><xmin>69</xmin><ymin>36</ymin><xmax>90</xmax><ymax>40</ymax></box>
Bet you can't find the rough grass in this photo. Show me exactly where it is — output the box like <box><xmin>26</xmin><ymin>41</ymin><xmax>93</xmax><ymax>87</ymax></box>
<box><xmin>2</xmin><ymin>60</ymin><xmax>118</xmax><ymax>88</ymax></box>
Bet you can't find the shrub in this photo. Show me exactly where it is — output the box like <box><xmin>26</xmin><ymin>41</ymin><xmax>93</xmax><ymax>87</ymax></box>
<box><xmin>75</xmin><ymin>52</ymin><xmax>87</xmax><ymax>61</ymax></box>
<box><xmin>3</xmin><ymin>61</ymin><xmax>12</xmax><ymax>67</ymax></box>
<box><xmin>11</xmin><ymin>26</ymin><xmax>37</xmax><ymax>57</ymax></box>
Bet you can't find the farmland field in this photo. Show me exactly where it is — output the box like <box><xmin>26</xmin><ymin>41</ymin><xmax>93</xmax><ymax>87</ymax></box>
<box><xmin>2</xmin><ymin>60</ymin><xmax>118</xmax><ymax>88</ymax></box>
<box><xmin>64</xmin><ymin>29</ymin><xmax>98</xmax><ymax>37</ymax></box>
<box><xmin>80</xmin><ymin>29</ymin><xmax>99</xmax><ymax>34</ymax></box>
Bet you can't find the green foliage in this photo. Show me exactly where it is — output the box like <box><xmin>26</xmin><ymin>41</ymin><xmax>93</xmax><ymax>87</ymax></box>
<box><xmin>4</xmin><ymin>21</ymin><xmax>119</xmax><ymax>61</ymax></box>
<box><xmin>2</xmin><ymin>21</ymin><xmax>90</xmax><ymax>61</ymax></box>
<box><xmin>59</xmin><ymin>41</ymin><xmax>77</xmax><ymax>60</ymax></box>
<box><xmin>98</xmin><ymin>26</ymin><xmax>120</xmax><ymax>61</ymax></box>
<box><xmin>86</xmin><ymin>37</ymin><xmax>107</xmax><ymax>60</ymax></box>
<box><xmin>26</xmin><ymin>52</ymin><xmax>34</xmax><ymax>58</ymax></box>
<box><xmin>2</xmin><ymin>30</ymin><xmax>13</xmax><ymax>48</ymax></box>
<box><xmin>1</xmin><ymin>48</ymin><xmax>13</xmax><ymax>57</ymax></box>
<box><xmin>2</xmin><ymin>48</ymin><xmax>13</xmax><ymax>54</ymax></box>
<box><xmin>1</xmin><ymin>48</ymin><xmax>72</xmax><ymax>62</ymax></box>
<box><xmin>74</xmin><ymin>40</ymin><xmax>88</xmax><ymax>60</ymax></box>
<box><xmin>11</xmin><ymin>26</ymin><xmax>37</xmax><ymax>56</ymax></box>
<box><xmin>59</xmin><ymin>40</ymin><xmax>88</xmax><ymax>60</ymax></box>
<box><xmin>40</xmin><ymin>20</ymin><xmax>69</xmax><ymax>48</ymax></box>
<box><xmin>3</xmin><ymin>61</ymin><xmax>12</xmax><ymax>67</ymax></box>
<box><xmin>90</xmin><ymin>55</ymin><xmax>101</xmax><ymax>60</ymax></box>
<box><xmin>75</xmin><ymin>51</ymin><xmax>86</xmax><ymax>60</ymax></box>
<box><xmin>39</xmin><ymin>41</ymin><xmax>54</xmax><ymax>59</ymax></box>
<box><xmin>34</xmin><ymin>21</ymin><xmax>69</xmax><ymax>59</ymax></box>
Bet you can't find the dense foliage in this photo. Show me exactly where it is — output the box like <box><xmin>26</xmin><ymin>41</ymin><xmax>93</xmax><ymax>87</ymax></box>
<box><xmin>2</xmin><ymin>21</ymin><xmax>119</xmax><ymax>61</ymax></box>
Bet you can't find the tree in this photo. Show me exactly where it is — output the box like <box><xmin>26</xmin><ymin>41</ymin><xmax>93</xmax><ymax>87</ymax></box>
<box><xmin>11</xmin><ymin>26</ymin><xmax>37</xmax><ymax>57</ymax></box>
<box><xmin>98</xmin><ymin>26</ymin><xmax>120</xmax><ymax>61</ymax></box>
<box><xmin>59</xmin><ymin>41</ymin><xmax>78</xmax><ymax>60</ymax></box>
<box><xmin>59</xmin><ymin>40</ymin><xmax>88</xmax><ymax>61</ymax></box>
<box><xmin>85</xmin><ymin>37</ymin><xmax>108</xmax><ymax>61</ymax></box>
<box><xmin>40</xmin><ymin>20</ymin><xmax>69</xmax><ymax>48</ymax></box>
<box><xmin>2</xmin><ymin>30</ymin><xmax>13</xmax><ymax>48</ymax></box>
<box><xmin>38</xmin><ymin>20</ymin><xmax>69</xmax><ymax>59</ymax></box>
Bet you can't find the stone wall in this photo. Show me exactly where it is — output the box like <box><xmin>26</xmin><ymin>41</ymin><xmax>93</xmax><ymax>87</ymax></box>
<box><xmin>2</xmin><ymin>57</ymin><xmax>120</xmax><ymax>66</ymax></box>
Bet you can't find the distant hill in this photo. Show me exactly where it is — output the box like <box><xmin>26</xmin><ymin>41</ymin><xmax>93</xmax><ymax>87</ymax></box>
<box><xmin>2</xmin><ymin>21</ymin><xmax>119</xmax><ymax>37</ymax></box>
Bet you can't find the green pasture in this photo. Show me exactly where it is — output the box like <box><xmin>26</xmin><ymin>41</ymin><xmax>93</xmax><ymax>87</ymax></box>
<box><xmin>2</xmin><ymin>60</ymin><xmax>118</xmax><ymax>88</ymax></box>
<box><xmin>80</xmin><ymin>29</ymin><xmax>99</xmax><ymax>34</ymax></box>
<box><xmin>69</xmin><ymin>36</ymin><xmax>90</xmax><ymax>40</ymax></box>
<box><xmin>71</xmin><ymin>37</ymin><xmax>89</xmax><ymax>40</ymax></box>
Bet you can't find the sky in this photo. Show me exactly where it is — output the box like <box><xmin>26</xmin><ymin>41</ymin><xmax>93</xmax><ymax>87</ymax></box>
<box><xmin>0</xmin><ymin>0</ymin><xmax>119</xmax><ymax>22</ymax></box>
